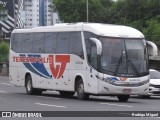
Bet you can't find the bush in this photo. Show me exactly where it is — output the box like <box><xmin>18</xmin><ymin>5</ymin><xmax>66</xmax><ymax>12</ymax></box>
<box><xmin>142</xmin><ymin>19</ymin><xmax>160</xmax><ymax>42</ymax></box>
<box><xmin>0</xmin><ymin>41</ymin><xmax>9</xmax><ymax>62</ymax></box>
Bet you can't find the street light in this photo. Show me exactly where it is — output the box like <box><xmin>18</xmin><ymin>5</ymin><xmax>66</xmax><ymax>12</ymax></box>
<box><xmin>86</xmin><ymin>0</ymin><xmax>88</xmax><ymax>22</ymax></box>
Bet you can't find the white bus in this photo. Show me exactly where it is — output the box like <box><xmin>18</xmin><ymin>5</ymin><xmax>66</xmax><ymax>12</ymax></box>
<box><xmin>9</xmin><ymin>23</ymin><xmax>149</xmax><ymax>102</ymax></box>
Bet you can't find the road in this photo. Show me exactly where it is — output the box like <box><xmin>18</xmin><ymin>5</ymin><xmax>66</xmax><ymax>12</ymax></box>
<box><xmin>0</xmin><ymin>76</ymin><xmax>160</xmax><ymax>120</ymax></box>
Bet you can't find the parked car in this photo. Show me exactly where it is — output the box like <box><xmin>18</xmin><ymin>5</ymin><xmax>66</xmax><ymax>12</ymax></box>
<box><xmin>149</xmin><ymin>69</ymin><xmax>160</xmax><ymax>96</ymax></box>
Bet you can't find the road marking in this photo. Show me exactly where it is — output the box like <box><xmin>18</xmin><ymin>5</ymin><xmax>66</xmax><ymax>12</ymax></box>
<box><xmin>1</xmin><ymin>83</ymin><xmax>14</xmax><ymax>86</ymax></box>
<box><xmin>0</xmin><ymin>98</ymin><xmax>6</xmax><ymax>100</ymax></box>
<box><xmin>155</xmin><ymin>117</ymin><xmax>160</xmax><ymax>119</ymax></box>
<box><xmin>36</xmin><ymin>96</ymin><xmax>60</xmax><ymax>99</ymax></box>
<box><xmin>100</xmin><ymin>103</ymin><xmax>133</xmax><ymax>108</ymax></box>
<box><xmin>35</xmin><ymin>103</ymin><xmax>66</xmax><ymax>108</ymax></box>
<box><xmin>0</xmin><ymin>91</ymin><xmax>7</xmax><ymax>93</ymax></box>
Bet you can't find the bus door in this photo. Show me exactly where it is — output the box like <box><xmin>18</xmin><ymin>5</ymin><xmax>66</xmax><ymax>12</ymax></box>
<box><xmin>86</xmin><ymin>43</ymin><xmax>99</xmax><ymax>94</ymax></box>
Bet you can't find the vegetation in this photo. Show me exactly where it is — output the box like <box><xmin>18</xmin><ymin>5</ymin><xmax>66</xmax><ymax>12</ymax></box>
<box><xmin>53</xmin><ymin>0</ymin><xmax>160</xmax><ymax>42</ymax></box>
<box><xmin>0</xmin><ymin>41</ymin><xmax>9</xmax><ymax>62</ymax></box>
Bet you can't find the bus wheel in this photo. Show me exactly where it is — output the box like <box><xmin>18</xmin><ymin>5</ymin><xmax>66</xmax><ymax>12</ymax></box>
<box><xmin>59</xmin><ymin>91</ymin><xmax>75</xmax><ymax>97</ymax></box>
<box><xmin>76</xmin><ymin>80</ymin><xmax>89</xmax><ymax>100</ymax></box>
<box><xmin>117</xmin><ymin>95</ymin><xmax>130</xmax><ymax>102</ymax></box>
<box><xmin>26</xmin><ymin>75</ymin><xmax>42</xmax><ymax>95</ymax></box>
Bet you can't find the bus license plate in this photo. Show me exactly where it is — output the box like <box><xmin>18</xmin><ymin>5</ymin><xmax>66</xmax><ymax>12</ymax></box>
<box><xmin>123</xmin><ymin>89</ymin><xmax>131</xmax><ymax>93</ymax></box>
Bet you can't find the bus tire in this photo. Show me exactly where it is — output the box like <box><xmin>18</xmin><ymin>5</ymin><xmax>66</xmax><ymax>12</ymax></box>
<box><xmin>59</xmin><ymin>91</ymin><xmax>75</xmax><ymax>97</ymax></box>
<box><xmin>25</xmin><ymin>75</ymin><xmax>42</xmax><ymax>95</ymax></box>
<box><xmin>117</xmin><ymin>95</ymin><xmax>130</xmax><ymax>102</ymax></box>
<box><xmin>76</xmin><ymin>79</ymin><xmax>89</xmax><ymax>100</ymax></box>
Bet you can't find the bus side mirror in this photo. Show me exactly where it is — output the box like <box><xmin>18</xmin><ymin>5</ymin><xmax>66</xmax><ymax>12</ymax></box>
<box><xmin>90</xmin><ymin>38</ymin><xmax>102</xmax><ymax>55</ymax></box>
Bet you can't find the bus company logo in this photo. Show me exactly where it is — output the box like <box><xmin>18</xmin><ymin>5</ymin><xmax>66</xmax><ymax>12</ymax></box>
<box><xmin>13</xmin><ymin>54</ymin><xmax>70</xmax><ymax>79</ymax></box>
<box><xmin>49</xmin><ymin>55</ymin><xmax>70</xmax><ymax>79</ymax></box>
<box><xmin>120</xmin><ymin>77</ymin><xmax>127</xmax><ymax>81</ymax></box>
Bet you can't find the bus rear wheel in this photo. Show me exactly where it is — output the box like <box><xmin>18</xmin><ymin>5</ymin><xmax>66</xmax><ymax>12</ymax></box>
<box><xmin>76</xmin><ymin>80</ymin><xmax>89</xmax><ymax>100</ymax></box>
<box><xmin>59</xmin><ymin>91</ymin><xmax>75</xmax><ymax>97</ymax></box>
<box><xmin>25</xmin><ymin>75</ymin><xmax>42</xmax><ymax>95</ymax></box>
<box><xmin>117</xmin><ymin>95</ymin><xmax>130</xmax><ymax>102</ymax></box>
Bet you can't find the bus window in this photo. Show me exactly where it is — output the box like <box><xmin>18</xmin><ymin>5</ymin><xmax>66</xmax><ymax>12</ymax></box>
<box><xmin>21</xmin><ymin>33</ymin><xmax>33</xmax><ymax>53</ymax></box>
<box><xmin>11</xmin><ymin>33</ymin><xmax>22</xmax><ymax>53</ymax></box>
<box><xmin>44</xmin><ymin>32</ymin><xmax>57</xmax><ymax>53</ymax></box>
<box><xmin>56</xmin><ymin>32</ymin><xmax>70</xmax><ymax>54</ymax></box>
<box><xmin>32</xmin><ymin>33</ymin><xmax>45</xmax><ymax>53</ymax></box>
<box><xmin>70</xmin><ymin>32</ymin><xmax>83</xmax><ymax>58</ymax></box>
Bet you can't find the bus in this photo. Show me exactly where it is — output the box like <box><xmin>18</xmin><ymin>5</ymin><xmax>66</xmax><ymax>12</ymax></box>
<box><xmin>9</xmin><ymin>23</ymin><xmax>149</xmax><ymax>102</ymax></box>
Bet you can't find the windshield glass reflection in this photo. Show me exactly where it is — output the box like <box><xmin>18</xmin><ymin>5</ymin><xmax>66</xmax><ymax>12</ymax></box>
<box><xmin>99</xmin><ymin>37</ymin><xmax>148</xmax><ymax>77</ymax></box>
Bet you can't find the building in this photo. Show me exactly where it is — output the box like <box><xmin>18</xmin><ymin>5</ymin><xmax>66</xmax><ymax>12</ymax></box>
<box><xmin>0</xmin><ymin>0</ymin><xmax>60</xmax><ymax>38</ymax></box>
<box><xmin>23</xmin><ymin>0</ymin><xmax>60</xmax><ymax>28</ymax></box>
<box><xmin>24</xmin><ymin>0</ymin><xmax>40</xmax><ymax>28</ymax></box>
<box><xmin>0</xmin><ymin>0</ymin><xmax>15</xmax><ymax>38</ymax></box>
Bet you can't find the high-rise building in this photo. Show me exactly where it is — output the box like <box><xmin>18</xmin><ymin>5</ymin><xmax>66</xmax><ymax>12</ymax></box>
<box><xmin>0</xmin><ymin>0</ymin><xmax>15</xmax><ymax>36</ymax></box>
<box><xmin>23</xmin><ymin>0</ymin><xmax>60</xmax><ymax>28</ymax></box>
<box><xmin>24</xmin><ymin>0</ymin><xmax>40</xmax><ymax>28</ymax></box>
<box><xmin>0</xmin><ymin>0</ymin><xmax>60</xmax><ymax>38</ymax></box>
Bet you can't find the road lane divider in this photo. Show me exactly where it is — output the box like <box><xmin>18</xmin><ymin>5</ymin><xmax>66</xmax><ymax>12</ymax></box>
<box><xmin>35</xmin><ymin>103</ymin><xmax>66</xmax><ymax>108</ymax></box>
<box><xmin>36</xmin><ymin>96</ymin><xmax>60</xmax><ymax>99</ymax></box>
<box><xmin>1</xmin><ymin>83</ymin><xmax>14</xmax><ymax>86</ymax></box>
<box><xmin>100</xmin><ymin>103</ymin><xmax>133</xmax><ymax>108</ymax></box>
<box><xmin>0</xmin><ymin>91</ymin><xmax>7</xmax><ymax>93</ymax></box>
<box><xmin>0</xmin><ymin>98</ymin><xmax>6</xmax><ymax>100</ymax></box>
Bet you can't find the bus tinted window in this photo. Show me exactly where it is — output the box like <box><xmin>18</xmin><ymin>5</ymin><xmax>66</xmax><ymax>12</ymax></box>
<box><xmin>56</xmin><ymin>32</ymin><xmax>70</xmax><ymax>54</ymax></box>
<box><xmin>84</xmin><ymin>32</ymin><xmax>97</xmax><ymax>64</ymax></box>
<box><xmin>44</xmin><ymin>32</ymin><xmax>57</xmax><ymax>53</ymax></box>
<box><xmin>21</xmin><ymin>33</ymin><xmax>33</xmax><ymax>53</ymax></box>
<box><xmin>32</xmin><ymin>33</ymin><xmax>45</xmax><ymax>53</ymax></box>
<box><xmin>11</xmin><ymin>33</ymin><xmax>22</xmax><ymax>52</ymax></box>
<box><xmin>70</xmin><ymin>32</ymin><xmax>83</xmax><ymax>58</ymax></box>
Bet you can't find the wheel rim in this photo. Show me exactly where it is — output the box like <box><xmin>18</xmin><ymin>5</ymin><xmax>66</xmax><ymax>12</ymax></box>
<box><xmin>27</xmin><ymin>80</ymin><xmax>31</xmax><ymax>92</ymax></box>
<box><xmin>78</xmin><ymin>83</ymin><xmax>84</xmax><ymax>96</ymax></box>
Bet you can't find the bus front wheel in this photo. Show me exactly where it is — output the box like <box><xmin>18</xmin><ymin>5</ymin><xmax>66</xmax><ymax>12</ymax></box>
<box><xmin>117</xmin><ymin>95</ymin><xmax>130</xmax><ymax>102</ymax></box>
<box><xmin>25</xmin><ymin>75</ymin><xmax>42</xmax><ymax>95</ymax></box>
<box><xmin>76</xmin><ymin>80</ymin><xmax>89</xmax><ymax>100</ymax></box>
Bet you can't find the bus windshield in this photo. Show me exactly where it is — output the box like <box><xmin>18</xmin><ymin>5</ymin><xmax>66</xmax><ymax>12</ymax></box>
<box><xmin>99</xmin><ymin>37</ymin><xmax>149</xmax><ymax>77</ymax></box>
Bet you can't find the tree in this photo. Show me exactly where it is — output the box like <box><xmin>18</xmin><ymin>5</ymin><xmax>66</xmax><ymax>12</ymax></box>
<box><xmin>142</xmin><ymin>19</ymin><xmax>160</xmax><ymax>41</ymax></box>
<box><xmin>53</xmin><ymin>0</ymin><xmax>160</xmax><ymax>42</ymax></box>
<box><xmin>53</xmin><ymin>0</ymin><xmax>113</xmax><ymax>23</ymax></box>
<box><xmin>0</xmin><ymin>42</ymin><xmax>9</xmax><ymax>62</ymax></box>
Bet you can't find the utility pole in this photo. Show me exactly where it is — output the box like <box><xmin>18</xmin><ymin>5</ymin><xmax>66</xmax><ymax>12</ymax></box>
<box><xmin>86</xmin><ymin>0</ymin><xmax>88</xmax><ymax>22</ymax></box>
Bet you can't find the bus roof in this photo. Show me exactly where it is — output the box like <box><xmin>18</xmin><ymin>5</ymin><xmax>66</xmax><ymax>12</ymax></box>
<box><xmin>12</xmin><ymin>23</ymin><xmax>144</xmax><ymax>38</ymax></box>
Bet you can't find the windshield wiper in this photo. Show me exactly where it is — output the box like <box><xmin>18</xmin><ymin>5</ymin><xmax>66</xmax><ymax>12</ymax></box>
<box><xmin>113</xmin><ymin>52</ymin><xmax>124</xmax><ymax>76</ymax></box>
<box><xmin>126</xmin><ymin>56</ymin><xmax>140</xmax><ymax>76</ymax></box>
<box><xmin>124</xmin><ymin>40</ymin><xmax>140</xmax><ymax>77</ymax></box>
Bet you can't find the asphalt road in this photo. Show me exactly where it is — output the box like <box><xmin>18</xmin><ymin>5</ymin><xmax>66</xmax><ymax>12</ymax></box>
<box><xmin>0</xmin><ymin>76</ymin><xmax>160</xmax><ymax>120</ymax></box>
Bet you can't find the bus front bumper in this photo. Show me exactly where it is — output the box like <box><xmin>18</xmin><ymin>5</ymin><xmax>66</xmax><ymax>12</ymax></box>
<box><xmin>98</xmin><ymin>81</ymin><xmax>149</xmax><ymax>95</ymax></box>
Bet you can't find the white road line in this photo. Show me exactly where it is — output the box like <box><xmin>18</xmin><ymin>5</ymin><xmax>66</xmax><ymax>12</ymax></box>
<box><xmin>36</xmin><ymin>96</ymin><xmax>60</xmax><ymax>99</ymax></box>
<box><xmin>0</xmin><ymin>98</ymin><xmax>6</xmax><ymax>100</ymax></box>
<box><xmin>155</xmin><ymin>117</ymin><xmax>160</xmax><ymax>119</ymax></box>
<box><xmin>100</xmin><ymin>103</ymin><xmax>133</xmax><ymax>108</ymax></box>
<box><xmin>1</xmin><ymin>83</ymin><xmax>14</xmax><ymax>86</ymax></box>
<box><xmin>35</xmin><ymin>103</ymin><xmax>66</xmax><ymax>108</ymax></box>
<box><xmin>0</xmin><ymin>91</ymin><xmax>7</xmax><ymax>93</ymax></box>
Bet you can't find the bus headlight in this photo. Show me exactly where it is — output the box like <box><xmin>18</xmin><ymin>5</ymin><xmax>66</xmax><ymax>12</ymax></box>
<box><xmin>97</xmin><ymin>75</ymin><xmax>115</xmax><ymax>84</ymax></box>
<box><xmin>139</xmin><ymin>79</ymin><xmax>149</xmax><ymax>86</ymax></box>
